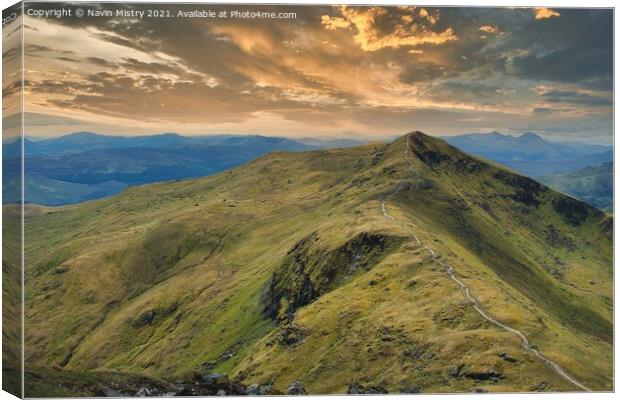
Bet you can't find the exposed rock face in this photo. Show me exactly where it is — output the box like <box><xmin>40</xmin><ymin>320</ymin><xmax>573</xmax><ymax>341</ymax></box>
<box><xmin>202</xmin><ymin>373</ymin><xmax>229</xmax><ymax>386</ymax></box>
<box><xmin>347</xmin><ymin>383</ymin><xmax>388</xmax><ymax>394</ymax></box>
<box><xmin>450</xmin><ymin>364</ymin><xmax>466</xmax><ymax>378</ymax></box>
<box><xmin>403</xmin><ymin>343</ymin><xmax>431</xmax><ymax>361</ymax></box>
<box><xmin>545</xmin><ymin>225</ymin><xmax>575</xmax><ymax>250</ymax></box>
<box><xmin>132</xmin><ymin>304</ymin><xmax>179</xmax><ymax>328</ymax></box>
<box><xmin>408</xmin><ymin>132</ymin><xmax>452</xmax><ymax>167</ymax></box>
<box><xmin>136</xmin><ymin>387</ymin><xmax>151</xmax><ymax>397</ymax></box>
<box><xmin>134</xmin><ymin>310</ymin><xmax>157</xmax><ymax>327</ymax></box>
<box><xmin>464</xmin><ymin>370</ymin><xmax>503</xmax><ymax>382</ymax></box>
<box><xmin>163</xmin><ymin>373</ymin><xmax>256</xmax><ymax>396</ymax></box>
<box><xmin>202</xmin><ymin>361</ymin><xmax>217</xmax><ymax>370</ymax></box>
<box><xmin>370</xmin><ymin>145</ymin><xmax>388</xmax><ymax>166</ymax></box>
<box><xmin>103</xmin><ymin>387</ymin><xmax>122</xmax><ymax>397</ymax></box>
<box><xmin>286</xmin><ymin>381</ymin><xmax>307</xmax><ymax>395</ymax></box>
<box><xmin>97</xmin><ymin>379</ymin><xmax>170</xmax><ymax>397</ymax></box>
<box><xmin>400</xmin><ymin>385</ymin><xmax>422</xmax><ymax>394</ymax></box>
<box><xmin>498</xmin><ymin>351</ymin><xmax>517</xmax><ymax>363</ymax></box>
<box><xmin>449</xmin><ymin>364</ymin><xmax>503</xmax><ymax>383</ymax></box>
<box><xmin>552</xmin><ymin>196</ymin><xmax>596</xmax><ymax>226</ymax></box>
<box><xmin>272</xmin><ymin>323</ymin><xmax>309</xmax><ymax>347</ymax></box>
<box><xmin>407</xmin><ymin>132</ymin><xmax>487</xmax><ymax>174</ymax></box>
<box><xmin>493</xmin><ymin>170</ymin><xmax>544</xmax><ymax>206</ymax></box>
<box><xmin>246</xmin><ymin>383</ymin><xmax>268</xmax><ymax>395</ymax></box>
<box><xmin>263</xmin><ymin>232</ymin><xmax>403</xmax><ymax>322</ymax></box>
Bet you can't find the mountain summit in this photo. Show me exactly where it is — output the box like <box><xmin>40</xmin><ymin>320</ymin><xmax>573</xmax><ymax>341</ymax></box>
<box><xmin>18</xmin><ymin>132</ymin><xmax>611</xmax><ymax>395</ymax></box>
<box><xmin>519</xmin><ymin>131</ymin><xmax>545</xmax><ymax>141</ymax></box>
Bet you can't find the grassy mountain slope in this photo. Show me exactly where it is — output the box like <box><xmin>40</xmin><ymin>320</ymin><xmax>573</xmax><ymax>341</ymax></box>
<box><xmin>3</xmin><ymin>205</ymin><xmax>22</xmax><ymax>396</ymax></box>
<box><xmin>2</xmin><ymin>49</ymin><xmax>23</xmax><ymax>394</ymax></box>
<box><xmin>22</xmin><ymin>132</ymin><xmax>612</xmax><ymax>395</ymax></box>
<box><xmin>539</xmin><ymin>162</ymin><xmax>612</xmax><ymax>212</ymax></box>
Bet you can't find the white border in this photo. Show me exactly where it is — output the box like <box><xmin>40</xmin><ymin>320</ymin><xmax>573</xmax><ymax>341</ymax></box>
<box><xmin>0</xmin><ymin>1</ymin><xmax>616</xmax><ymax>400</ymax></box>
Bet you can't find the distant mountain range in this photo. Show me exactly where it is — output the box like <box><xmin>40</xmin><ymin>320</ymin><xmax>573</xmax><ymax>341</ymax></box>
<box><xmin>2</xmin><ymin>132</ymin><xmax>366</xmax><ymax>206</ymax></box>
<box><xmin>5</xmin><ymin>132</ymin><xmax>367</xmax><ymax>157</ymax></box>
<box><xmin>442</xmin><ymin>132</ymin><xmax>612</xmax><ymax>176</ymax></box>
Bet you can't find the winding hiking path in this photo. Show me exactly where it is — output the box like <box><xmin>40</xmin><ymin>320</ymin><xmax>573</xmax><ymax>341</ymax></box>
<box><xmin>378</xmin><ymin>139</ymin><xmax>591</xmax><ymax>392</ymax></box>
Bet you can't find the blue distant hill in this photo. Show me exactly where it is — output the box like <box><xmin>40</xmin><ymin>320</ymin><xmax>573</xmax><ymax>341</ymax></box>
<box><xmin>2</xmin><ymin>133</ymin><xmax>365</xmax><ymax>206</ymax></box>
<box><xmin>443</xmin><ymin>131</ymin><xmax>612</xmax><ymax>176</ymax></box>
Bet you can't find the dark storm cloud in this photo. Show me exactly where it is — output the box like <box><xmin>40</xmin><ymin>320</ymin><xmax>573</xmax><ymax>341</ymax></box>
<box><xmin>498</xmin><ymin>9</ymin><xmax>612</xmax><ymax>88</ymax></box>
<box><xmin>421</xmin><ymin>8</ymin><xmax>613</xmax><ymax>90</ymax></box>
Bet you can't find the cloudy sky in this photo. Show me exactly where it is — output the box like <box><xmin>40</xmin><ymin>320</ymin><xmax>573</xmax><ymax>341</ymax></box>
<box><xmin>4</xmin><ymin>4</ymin><xmax>614</xmax><ymax>143</ymax></box>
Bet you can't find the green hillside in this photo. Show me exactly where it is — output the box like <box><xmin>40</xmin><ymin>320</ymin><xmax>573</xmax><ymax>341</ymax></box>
<box><xmin>3</xmin><ymin>205</ymin><xmax>22</xmax><ymax>397</ymax></box>
<box><xmin>19</xmin><ymin>132</ymin><xmax>612</xmax><ymax>395</ymax></box>
<box><xmin>539</xmin><ymin>162</ymin><xmax>612</xmax><ymax>212</ymax></box>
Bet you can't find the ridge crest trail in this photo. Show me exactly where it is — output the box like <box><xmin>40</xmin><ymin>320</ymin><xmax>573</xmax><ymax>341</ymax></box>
<box><xmin>377</xmin><ymin>136</ymin><xmax>590</xmax><ymax>392</ymax></box>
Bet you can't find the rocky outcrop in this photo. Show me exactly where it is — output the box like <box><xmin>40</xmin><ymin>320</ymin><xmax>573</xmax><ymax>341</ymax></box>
<box><xmin>174</xmin><ymin>373</ymin><xmax>271</xmax><ymax>396</ymax></box>
<box><xmin>132</xmin><ymin>303</ymin><xmax>179</xmax><ymax>329</ymax></box>
<box><xmin>493</xmin><ymin>170</ymin><xmax>544</xmax><ymax>207</ymax></box>
<box><xmin>263</xmin><ymin>231</ymin><xmax>403</xmax><ymax>322</ymax></box>
<box><xmin>407</xmin><ymin>132</ymin><xmax>487</xmax><ymax>174</ymax></box>
<box><xmin>271</xmin><ymin>323</ymin><xmax>309</xmax><ymax>347</ymax></box>
<box><xmin>101</xmin><ymin>372</ymin><xmax>277</xmax><ymax>397</ymax></box>
<box><xmin>464</xmin><ymin>370</ymin><xmax>503</xmax><ymax>382</ymax></box>
<box><xmin>498</xmin><ymin>351</ymin><xmax>517</xmax><ymax>363</ymax></box>
<box><xmin>450</xmin><ymin>364</ymin><xmax>503</xmax><ymax>383</ymax></box>
<box><xmin>552</xmin><ymin>196</ymin><xmax>597</xmax><ymax>226</ymax></box>
<box><xmin>545</xmin><ymin>225</ymin><xmax>575</xmax><ymax>250</ymax></box>
<box><xmin>408</xmin><ymin>132</ymin><xmax>452</xmax><ymax>167</ymax></box>
<box><xmin>347</xmin><ymin>383</ymin><xmax>388</xmax><ymax>394</ymax></box>
<box><xmin>286</xmin><ymin>381</ymin><xmax>307</xmax><ymax>395</ymax></box>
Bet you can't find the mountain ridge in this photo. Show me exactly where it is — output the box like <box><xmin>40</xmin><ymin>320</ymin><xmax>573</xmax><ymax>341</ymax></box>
<box><xmin>16</xmin><ymin>131</ymin><xmax>612</xmax><ymax>395</ymax></box>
